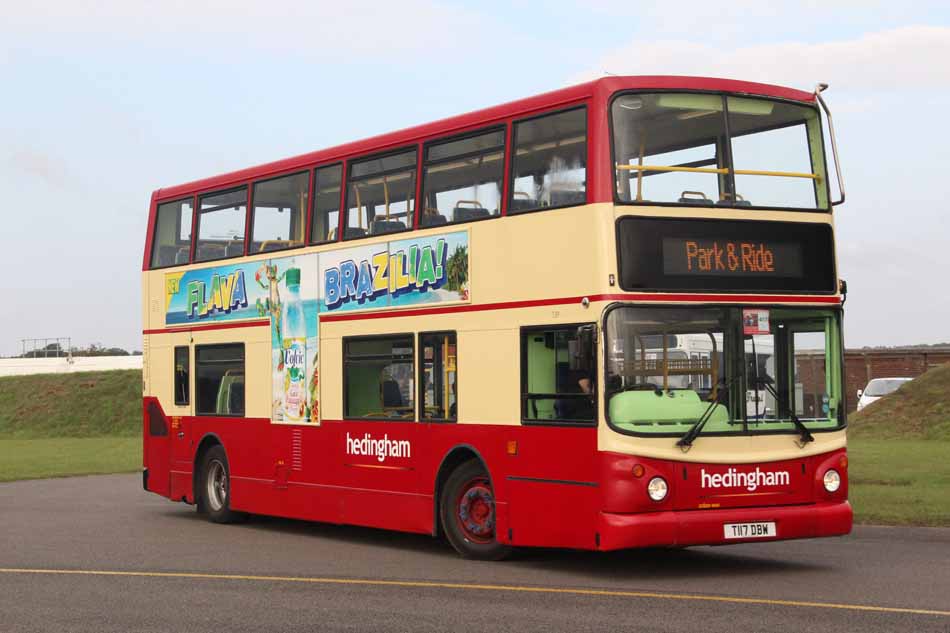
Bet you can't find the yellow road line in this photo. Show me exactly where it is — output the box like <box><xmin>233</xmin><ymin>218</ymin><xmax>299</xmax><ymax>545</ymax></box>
<box><xmin>1</xmin><ymin>567</ymin><xmax>948</xmax><ymax>617</ymax></box>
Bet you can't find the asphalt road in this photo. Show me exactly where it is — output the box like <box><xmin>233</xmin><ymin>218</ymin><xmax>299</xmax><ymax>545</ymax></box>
<box><xmin>1</xmin><ymin>474</ymin><xmax>948</xmax><ymax>632</ymax></box>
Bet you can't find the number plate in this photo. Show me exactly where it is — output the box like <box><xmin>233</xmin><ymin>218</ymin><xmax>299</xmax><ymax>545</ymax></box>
<box><xmin>723</xmin><ymin>521</ymin><xmax>776</xmax><ymax>540</ymax></box>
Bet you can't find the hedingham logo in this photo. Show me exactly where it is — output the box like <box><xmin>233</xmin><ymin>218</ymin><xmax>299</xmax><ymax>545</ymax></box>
<box><xmin>701</xmin><ymin>468</ymin><xmax>790</xmax><ymax>492</ymax></box>
<box><xmin>346</xmin><ymin>432</ymin><xmax>411</xmax><ymax>463</ymax></box>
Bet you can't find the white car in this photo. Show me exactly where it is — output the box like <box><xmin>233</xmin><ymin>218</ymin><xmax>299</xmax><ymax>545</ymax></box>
<box><xmin>856</xmin><ymin>377</ymin><xmax>913</xmax><ymax>411</ymax></box>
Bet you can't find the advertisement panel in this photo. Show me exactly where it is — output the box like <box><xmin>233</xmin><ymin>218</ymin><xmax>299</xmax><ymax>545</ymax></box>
<box><xmin>162</xmin><ymin>230</ymin><xmax>470</xmax><ymax>424</ymax></box>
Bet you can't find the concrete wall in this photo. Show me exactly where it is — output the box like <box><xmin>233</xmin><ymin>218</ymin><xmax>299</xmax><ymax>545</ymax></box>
<box><xmin>0</xmin><ymin>356</ymin><xmax>142</xmax><ymax>377</ymax></box>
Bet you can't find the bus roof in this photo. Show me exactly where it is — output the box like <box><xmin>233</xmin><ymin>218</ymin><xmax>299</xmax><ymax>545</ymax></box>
<box><xmin>153</xmin><ymin>76</ymin><xmax>816</xmax><ymax>202</ymax></box>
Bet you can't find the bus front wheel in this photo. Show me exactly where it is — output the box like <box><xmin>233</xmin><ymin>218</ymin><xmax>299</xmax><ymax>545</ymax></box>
<box><xmin>198</xmin><ymin>445</ymin><xmax>245</xmax><ymax>524</ymax></box>
<box><xmin>440</xmin><ymin>460</ymin><xmax>511</xmax><ymax>560</ymax></box>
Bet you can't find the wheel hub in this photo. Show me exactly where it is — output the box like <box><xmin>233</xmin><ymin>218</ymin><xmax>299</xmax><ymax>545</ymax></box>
<box><xmin>457</xmin><ymin>479</ymin><xmax>494</xmax><ymax>543</ymax></box>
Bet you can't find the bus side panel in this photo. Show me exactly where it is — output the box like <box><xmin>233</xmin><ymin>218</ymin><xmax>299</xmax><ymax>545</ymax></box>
<box><xmin>143</xmin><ymin>397</ymin><xmax>171</xmax><ymax>498</ymax></box>
<box><xmin>503</xmin><ymin>426</ymin><xmax>600</xmax><ymax>548</ymax></box>
<box><xmin>425</xmin><ymin>424</ymin><xmax>600</xmax><ymax>549</ymax></box>
<box><xmin>189</xmin><ymin>417</ymin><xmax>276</xmax><ymax>510</ymax></box>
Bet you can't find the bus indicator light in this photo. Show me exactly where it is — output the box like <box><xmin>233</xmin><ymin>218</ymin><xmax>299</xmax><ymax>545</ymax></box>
<box><xmin>506</xmin><ymin>441</ymin><xmax>518</xmax><ymax>456</ymax></box>
<box><xmin>632</xmin><ymin>464</ymin><xmax>645</xmax><ymax>478</ymax></box>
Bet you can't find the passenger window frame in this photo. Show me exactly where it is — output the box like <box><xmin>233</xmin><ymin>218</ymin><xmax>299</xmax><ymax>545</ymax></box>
<box><xmin>342</xmin><ymin>333</ymin><xmax>416</xmax><ymax>421</ymax></box>
<box><xmin>149</xmin><ymin>196</ymin><xmax>196</xmax><ymax>270</ymax></box>
<box><xmin>520</xmin><ymin>323</ymin><xmax>597</xmax><ymax>427</ymax></box>
<box><xmin>194</xmin><ymin>343</ymin><xmax>245</xmax><ymax>418</ymax></box>
<box><xmin>248</xmin><ymin>170</ymin><xmax>310</xmax><ymax>255</ymax></box>
<box><xmin>418</xmin><ymin>330</ymin><xmax>459</xmax><ymax>423</ymax></box>
<box><xmin>419</xmin><ymin>126</ymin><xmax>506</xmax><ymax>229</ymax></box>
<box><xmin>343</xmin><ymin>146</ymin><xmax>419</xmax><ymax>242</ymax></box>
<box><xmin>173</xmin><ymin>345</ymin><xmax>190</xmax><ymax>407</ymax></box>
<box><xmin>310</xmin><ymin>162</ymin><xmax>345</xmax><ymax>245</ymax></box>
<box><xmin>507</xmin><ymin>105</ymin><xmax>589</xmax><ymax>216</ymax></box>
<box><xmin>193</xmin><ymin>186</ymin><xmax>250</xmax><ymax>263</ymax></box>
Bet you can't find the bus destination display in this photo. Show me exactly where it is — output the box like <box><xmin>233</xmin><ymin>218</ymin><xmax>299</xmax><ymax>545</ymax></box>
<box><xmin>617</xmin><ymin>217</ymin><xmax>836</xmax><ymax>293</ymax></box>
<box><xmin>662</xmin><ymin>238</ymin><xmax>803</xmax><ymax>278</ymax></box>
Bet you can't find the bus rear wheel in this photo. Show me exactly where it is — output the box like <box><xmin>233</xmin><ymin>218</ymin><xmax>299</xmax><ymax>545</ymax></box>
<box><xmin>440</xmin><ymin>460</ymin><xmax>511</xmax><ymax>560</ymax></box>
<box><xmin>198</xmin><ymin>445</ymin><xmax>245</xmax><ymax>524</ymax></box>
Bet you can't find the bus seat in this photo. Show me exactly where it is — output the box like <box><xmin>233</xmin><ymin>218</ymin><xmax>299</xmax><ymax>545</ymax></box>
<box><xmin>550</xmin><ymin>190</ymin><xmax>585</xmax><ymax>206</ymax></box>
<box><xmin>381</xmin><ymin>379</ymin><xmax>403</xmax><ymax>407</ymax></box>
<box><xmin>717</xmin><ymin>194</ymin><xmax>752</xmax><ymax>207</ymax></box>
<box><xmin>198</xmin><ymin>243</ymin><xmax>227</xmax><ymax>260</ymax></box>
<box><xmin>421</xmin><ymin>213</ymin><xmax>448</xmax><ymax>226</ymax></box>
<box><xmin>508</xmin><ymin>198</ymin><xmax>536</xmax><ymax>212</ymax></box>
<box><xmin>371</xmin><ymin>219</ymin><xmax>406</xmax><ymax>235</ymax></box>
<box><xmin>216</xmin><ymin>374</ymin><xmax>244</xmax><ymax>415</ymax></box>
<box><xmin>453</xmin><ymin>206</ymin><xmax>490</xmax><ymax>222</ymax></box>
<box><xmin>259</xmin><ymin>240</ymin><xmax>292</xmax><ymax>252</ymax></box>
<box><xmin>228</xmin><ymin>382</ymin><xmax>245</xmax><ymax>416</ymax></box>
<box><xmin>226</xmin><ymin>240</ymin><xmax>245</xmax><ymax>257</ymax></box>
<box><xmin>154</xmin><ymin>245</ymin><xmax>172</xmax><ymax>266</ymax></box>
<box><xmin>174</xmin><ymin>247</ymin><xmax>190</xmax><ymax>264</ymax></box>
<box><xmin>678</xmin><ymin>191</ymin><xmax>714</xmax><ymax>206</ymax></box>
<box><xmin>344</xmin><ymin>227</ymin><xmax>367</xmax><ymax>239</ymax></box>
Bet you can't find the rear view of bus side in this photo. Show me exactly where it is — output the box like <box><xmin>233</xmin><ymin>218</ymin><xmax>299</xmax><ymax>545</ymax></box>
<box><xmin>142</xmin><ymin>76</ymin><xmax>851</xmax><ymax>559</ymax></box>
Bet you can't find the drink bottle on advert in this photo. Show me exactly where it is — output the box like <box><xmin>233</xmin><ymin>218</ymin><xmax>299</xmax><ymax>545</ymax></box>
<box><xmin>281</xmin><ymin>267</ymin><xmax>307</xmax><ymax>422</ymax></box>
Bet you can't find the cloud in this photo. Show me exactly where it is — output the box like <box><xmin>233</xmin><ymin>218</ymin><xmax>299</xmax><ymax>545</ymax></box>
<box><xmin>1</xmin><ymin>1</ymin><xmax>489</xmax><ymax>59</ymax></box>
<box><xmin>6</xmin><ymin>148</ymin><xmax>72</xmax><ymax>189</ymax></box>
<box><xmin>574</xmin><ymin>26</ymin><xmax>950</xmax><ymax>92</ymax></box>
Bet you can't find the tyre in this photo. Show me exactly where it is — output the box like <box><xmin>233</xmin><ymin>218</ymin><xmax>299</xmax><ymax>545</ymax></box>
<box><xmin>197</xmin><ymin>445</ymin><xmax>245</xmax><ymax>524</ymax></box>
<box><xmin>440</xmin><ymin>460</ymin><xmax>511</xmax><ymax>560</ymax></box>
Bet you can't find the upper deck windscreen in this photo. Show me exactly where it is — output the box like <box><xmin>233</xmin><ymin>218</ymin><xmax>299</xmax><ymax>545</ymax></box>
<box><xmin>612</xmin><ymin>93</ymin><xmax>829</xmax><ymax>210</ymax></box>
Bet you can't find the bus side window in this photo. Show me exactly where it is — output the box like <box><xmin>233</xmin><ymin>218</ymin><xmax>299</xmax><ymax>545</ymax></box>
<box><xmin>311</xmin><ymin>164</ymin><xmax>343</xmax><ymax>244</ymax></box>
<box><xmin>343</xmin><ymin>336</ymin><xmax>415</xmax><ymax>420</ymax></box>
<box><xmin>521</xmin><ymin>325</ymin><xmax>595</xmax><ymax>424</ymax></box>
<box><xmin>420</xmin><ymin>332</ymin><xmax>457</xmax><ymax>421</ymax></box>
<box><xmin>250</xmin><ymin>171</ymin><xmax>309</xmax><ymax>253</ymax></box>
<box><xmin>345</xmin><ymin>150</ymin><xmax>417</xmax><ymax>239</ymax></box>
<box><xmin>150</xmin><ymin>198</ymin><xmax>193</xmax><ymax>268</ymax></box>
<box><xmin>195</xmin><ymin>188</ymin><xmax>248</xmax><ymax>262</ymax></box>
<box><xmin>195</xmin><ymin>344</ymin><xmax>245</xmax><ymax>417</ymax></box>
<box><xmin>509</xmin><ymin>108</ymin><xmax>587</xmax><ymax>214</ymax></box>
<box><xmin>174</xmin><ymin>346</ymin><xmax>190</xmax><ymax>406</ymax></box>
<box><xmin>422</xmin><ymin>129</ymin><xmax>504</xmax><ymax>226</ymax></box>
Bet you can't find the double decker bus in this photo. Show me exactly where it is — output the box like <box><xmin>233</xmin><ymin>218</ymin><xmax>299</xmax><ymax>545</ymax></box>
<box><xmin>142</xmin><ymin>76</ymin><xmax>851</xmax><ymax>559</ymax></box>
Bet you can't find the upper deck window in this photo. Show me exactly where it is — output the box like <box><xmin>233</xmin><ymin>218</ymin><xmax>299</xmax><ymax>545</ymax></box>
<box><xmin>612</xmin><ymin>93</ymin><xmax>828</xmax><ymax>210</ymax></box>
<box><xmin>250</xmin><ymin>172</ymin><xmax>309</xmax><ymax>253</ymax></box>
<box><xmin>195</xmin><ymin>188</ymin><xmax>248</xmax><ymax>262</ymax></box>
<box><xmin>311</xmin><ymin>164</ymin><xmax>343</xmax><ymax>244</ymax></box>
<box><xmin>150</xmin><ymin>198</ymin><xmax>194</xmax><ymax>268</ymax></box>
<box><xmin>421</xmin><ymin>129</ymin><xmax>504</xmax><ymax>227</ymax></box>
<box><xmin>345</xmin><ymin>149</ymin><xmax>416</xmax><ymax>240</ymax></box>
<box><xmin>509</xmin><ymin>108</ymin><xmax>587</xmax><ymax>214</ymax></box>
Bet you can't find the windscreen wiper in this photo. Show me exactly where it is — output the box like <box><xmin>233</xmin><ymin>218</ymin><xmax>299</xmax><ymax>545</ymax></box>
<box><xmin>752</xmin><ymin>375</ymin><xmax>814</xmax><ymax>448</ymax></box>
<box><xmin>676</xmin><ymin>376</ymin><xmax>737</xmax><ymax>451</ymax></box>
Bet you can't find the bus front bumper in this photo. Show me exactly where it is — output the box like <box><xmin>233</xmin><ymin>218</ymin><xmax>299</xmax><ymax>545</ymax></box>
<box><xmin>597</xmin><ymin>501</ymin><xmax>852</xmax><ymax>550</ymax></box>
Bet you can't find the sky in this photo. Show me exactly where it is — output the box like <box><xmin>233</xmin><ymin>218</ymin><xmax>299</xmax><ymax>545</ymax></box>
<box><xmin>1</xmin><ymin>0</ymin><xmax>948</xmax><ymax>355</ymax></box>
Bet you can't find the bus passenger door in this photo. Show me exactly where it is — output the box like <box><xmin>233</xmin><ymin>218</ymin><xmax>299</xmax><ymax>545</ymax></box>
<box><xmin>168</xmin><ymin>345</ymin><xmax>194</xmax><ymax>501</ymax></box>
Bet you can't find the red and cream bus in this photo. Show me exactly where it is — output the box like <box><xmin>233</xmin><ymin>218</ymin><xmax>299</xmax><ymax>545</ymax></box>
<box><xmin>142</xmin><ymin>76</ymin><xmax>851</xmax><ymax>559</ymax></box>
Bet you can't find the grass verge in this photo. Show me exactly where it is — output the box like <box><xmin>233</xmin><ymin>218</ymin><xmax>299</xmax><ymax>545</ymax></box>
<box><xmin>0</xmin><ymin>370</ymin><xmax>140</xmax><ymax>438</ymax></box>
<box><xmin>848</xmin><ymin>438</ymin><xmax>950</xmax><ymax>526</ymax></box>
<box><xmin>0</xmin><ymin>438</ymin><xmax>140</xmax><ymax>483</ymax></box>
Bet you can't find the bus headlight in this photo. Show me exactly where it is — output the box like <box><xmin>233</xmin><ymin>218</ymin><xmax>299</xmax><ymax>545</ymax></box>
<box><xmin>647</xmin><ymin>476</ymin><xmax>668</xmax><ymax>501</ymax></box>
<box><xmin>823</xmin><ymin>469</ymin><xmax>841</xmax><ymax>493</ymax></box>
